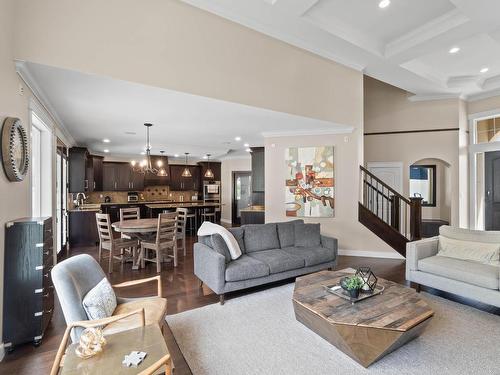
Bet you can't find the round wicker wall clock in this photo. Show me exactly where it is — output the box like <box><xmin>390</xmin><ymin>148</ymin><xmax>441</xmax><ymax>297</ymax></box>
<box><xmin>1</xmin><ymin>117</ymin><xmax>30</xmax><ymax>182</ymax></box>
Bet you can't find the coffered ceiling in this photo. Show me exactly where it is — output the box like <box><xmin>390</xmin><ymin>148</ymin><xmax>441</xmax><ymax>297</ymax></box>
<box><xmin>182</xmin><ymin>0</ymin><xmax>500</xmax><ymax>100</ymax></box>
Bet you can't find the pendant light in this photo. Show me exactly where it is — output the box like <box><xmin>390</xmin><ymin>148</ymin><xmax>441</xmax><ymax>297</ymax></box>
<box><xmin>131</xmin><ymin>123</ymin><xmax>158</xmax><ymax>174</ymax></box>
<box><xmin>181</xmin><ymin>152</ymin><xmax>192</xmax><ymax>177</ymax></box>
<box><xmin>204</xmin><ymin>154</ymin><xmax>214</xmax><ymax>179</ymax></box>
<box><xmin>157</xmin><ymin>151</ymin><xmax>168</xmax><ymax>177</ymax></box>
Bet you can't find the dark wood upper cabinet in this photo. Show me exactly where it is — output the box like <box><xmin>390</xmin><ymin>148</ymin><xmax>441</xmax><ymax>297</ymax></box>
<box><xmin>102</xmin><ymin>162</ymin><xmax>116</xmax><ymax>191</ymax></box>
<box><xmin>251</xmin><ymin>147</ymin><xmax>265</xmax><ymax>193</ymax></box>
<box><xmin>131</xmin><ymin>170</ymin><xmax>145</xmax><ymax>191</ymax></box>
<box><xmin>198</xmin><ymin>161</ymin><xmax>221</xmax><ymax>182</ymax></box>
<box><xmin>169</xmin><ymin>165</ymin><xmax>200</xmax><ymax>191</ymax></box>
<box><xmin>86</xmin><ymin>155</ymin><xmax>103</xmax><ymax>192</ymax></box>
<box><xmin>68</xmin><ymin>147</ymin><xmax>88</xmax><ymax>193</ymax></box>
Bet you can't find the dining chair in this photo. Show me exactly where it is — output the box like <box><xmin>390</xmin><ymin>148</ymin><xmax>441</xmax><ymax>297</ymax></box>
<box><xmin>95</xmin><ymin>213</ymin><xmax>139</xmax><ymax>273</ymax></box>
<box><xmin>50</xmin><ymin>308</ymin><xmax>146</xmax><ymax>375</ymax></box>
<box><xmin>176</xmin><ymin>208</ymin><xmax>188</xmax><ymax>256</ymax></box>
<box><xmin>141</xmin><ymin>213</ymin><xmax>178</xmax><ymax>272</ymax></box>
<box><xmin>119</xmin><ymin>206</ymin><xmax>140</xmax><ymax>241</ymax></box>
<box><xmin>201</xmin><ymin>206</ymin><xmax>217</xmax><ymax>223</ymax></box>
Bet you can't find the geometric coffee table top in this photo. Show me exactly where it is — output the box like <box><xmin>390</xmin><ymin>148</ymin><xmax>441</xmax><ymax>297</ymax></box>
<box><xmin>293</xmin><ymin>269</ymin><xmax>434</xmax><ymax>367</ymax></box>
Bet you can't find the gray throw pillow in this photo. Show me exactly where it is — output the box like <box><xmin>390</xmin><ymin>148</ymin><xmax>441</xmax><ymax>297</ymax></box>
<box><xmin>294</xmin><ymin>223</ymin><xmax>321</xmax><ymax>247</ymax></box>
<box><xmin>277</xmin><ymin>220</ymin><xmax>304</xmax><ymax>248</ymax></box>
<box><xmin>198</xmin><ymin>235</ymin><xmax>212</xmax><ymax>247</ymax></box>
<box><xmin>228</xmin><ymin>227</ymin><xmax>245</xmax><ymax>253</ymax></box>
<box><xmin>243</xmin><ymin>223</ymin><xmax>280</xmax><ymax>252</ymax></box>
<box><xmin>82</xmin><ymin>277</ymin><xmax>117</xmax><ymax>320</ymax></box>
<box><xmin>211</xmin><ymin>234</ymin><xmax>232</xmax><ymax>263</ymax></box>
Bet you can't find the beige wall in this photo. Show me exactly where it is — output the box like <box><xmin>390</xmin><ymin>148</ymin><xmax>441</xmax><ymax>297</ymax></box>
<box><xmin>220</xmin><ymin>157</ymin><xmax>252</xmax><ymax>223</ymax></box>
<box><xmin>0</xmin><ymin>0</ymin><xmax>32</xmax><ymax>347</ymax></box>
<box><xmin>467</xmin><ymin>95</ymin><xmax>500</xmax><ymax>115</ymax></box>
<box><xmin>13</xmin><ymin>0</ymin><xmax>357</xmax><ymax>125</ymax></box>
<box><xmin>364</xmin><ymin>76</ymin><xmax>464</xmax><ymax>226</ymax></box>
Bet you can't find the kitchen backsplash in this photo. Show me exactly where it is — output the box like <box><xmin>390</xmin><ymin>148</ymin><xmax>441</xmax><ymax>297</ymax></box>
<box><xmin>72</xmin><ymin>186</ymin><xmax>199</xmax><ymax>205</ymax></box>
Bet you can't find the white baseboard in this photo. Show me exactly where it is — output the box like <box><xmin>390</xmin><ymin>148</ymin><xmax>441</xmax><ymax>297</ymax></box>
<box><xmin>0</xmin><ymin>343</ymin><xmax>5</xmax><ymax>362</ymax></box>
<box><xmin>338</xmin><ymin>249</ymin><xmax>405</xmax><ymax>260</ymax></box>
<box><xmin>220</xmin><ymin>218</ymin><xmax>232</xmax><ymax>224</ymax></box>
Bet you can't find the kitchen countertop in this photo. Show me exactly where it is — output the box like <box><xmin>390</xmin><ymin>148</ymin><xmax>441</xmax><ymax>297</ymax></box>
<box><xmin>240</xmin><ymin>206</ymin><xmax>265</xmax><ymax>213</ymax></box>
<box><xmin>146</xmin><ymin>202</ymin><xmax>222</xmax><ymax>209</ymax></box>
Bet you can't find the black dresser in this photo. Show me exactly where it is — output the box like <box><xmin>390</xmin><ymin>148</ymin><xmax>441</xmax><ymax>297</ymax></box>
<box><xmin>3</xmin><ymin>217</ymin><xmax>54</xmax><ymax>350</ymax></box>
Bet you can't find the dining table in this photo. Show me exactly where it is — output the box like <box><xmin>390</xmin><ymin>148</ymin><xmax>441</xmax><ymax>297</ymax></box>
<box><xmin>112</xmin><ymin>218</ymin><xmax>174</xmax><ymax>269</ymax></box>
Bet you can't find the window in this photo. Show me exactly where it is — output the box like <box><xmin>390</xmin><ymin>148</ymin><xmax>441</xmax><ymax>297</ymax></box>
<box><xmin>474</xmin><ymin>116</ymin><xmax>500</xmax><ymax>144</ymax></box>
<box><xmin>31</xmin><ymin>112</ymin><xmax>52</xmax><ymax>217</ymax></box>
<box><xmin>409</xmin><ymin>165</ymin><xmax>436</xmax><ymax>207</ymax></box>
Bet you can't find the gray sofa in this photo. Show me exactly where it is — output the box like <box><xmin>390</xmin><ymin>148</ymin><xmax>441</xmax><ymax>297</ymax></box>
<box><xmin>406</xmin><ymin>225</ymin><xmax>500</xmax><ymax>308</ymax></box>
<box><xmin>194</xmin><ymin>220</ymin><xmax>338</xmax><ymax>304</ymax></box>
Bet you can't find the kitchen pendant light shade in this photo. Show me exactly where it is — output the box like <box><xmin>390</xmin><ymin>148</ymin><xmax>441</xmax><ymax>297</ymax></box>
<box><xmin>204</xmin><ymin>153</ymin><xmax>214</xmax><ymax>178</ymax></box>
<box><xmin>182</xmin><ymin>152</ymin><xmax>192</xmax><ymax>177</ymax></box>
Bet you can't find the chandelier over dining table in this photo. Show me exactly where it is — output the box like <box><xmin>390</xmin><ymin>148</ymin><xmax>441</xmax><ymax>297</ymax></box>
<box><xmin>131</xmin><ymin>123</ymin><xmax>166</xmax><ymax>175</ymax></box>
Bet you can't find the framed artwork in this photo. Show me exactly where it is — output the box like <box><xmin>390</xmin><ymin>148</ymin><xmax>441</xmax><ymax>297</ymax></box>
<box><xmin>285</xmin><ymin>146</ymin><xmax>335</xmax><ymax>217</ymax></box>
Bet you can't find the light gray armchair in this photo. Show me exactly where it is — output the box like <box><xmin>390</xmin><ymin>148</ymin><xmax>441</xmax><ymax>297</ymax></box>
<box><xmin>51</xmin><ymin>254</ymin><xmax>167</xmax><ymax>342</ymax></box>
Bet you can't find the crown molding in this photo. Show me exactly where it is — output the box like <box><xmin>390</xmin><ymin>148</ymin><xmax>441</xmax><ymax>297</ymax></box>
<box><xmin>262</xmin><ymin>126</ymin><xmax>354</xmax><ymax>138</ymax></box>
<box><xmin>15</xmin><ymin>60</ymin><xmax>76</xmax><ymax>146</ymax></box>
<box><xmin>407</xmin><ymin>93</ymin><xmax>463</xmax><ymax>102</ymax></box>
<box><xmin>466</xmin><ymin>87</ymin><xmax>500</xmax><ymax>102</ymax></box>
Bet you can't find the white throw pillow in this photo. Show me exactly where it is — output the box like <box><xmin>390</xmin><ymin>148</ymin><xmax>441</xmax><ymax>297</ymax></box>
<box><xmin>437</xmin><ymin>235</ymin><xmax>500</xmax><ymax>265</ymax></box>
<box><xmin>82</xmin><ymin>278</ymin><xmax>117</xmax><ymax>320</ymax></box>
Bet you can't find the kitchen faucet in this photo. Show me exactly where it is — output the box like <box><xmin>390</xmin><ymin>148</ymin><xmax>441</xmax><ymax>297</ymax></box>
<box><xmin>75</xmin><ymin>192</ymin><xmax>87</xmax><ymax>207</ymax></box>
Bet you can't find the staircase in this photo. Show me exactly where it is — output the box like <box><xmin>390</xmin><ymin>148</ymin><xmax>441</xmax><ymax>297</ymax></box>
<box><xmin>358</xmin><ymin>166</ymin><xmax>422</xmax><ymax>257</ymax></box>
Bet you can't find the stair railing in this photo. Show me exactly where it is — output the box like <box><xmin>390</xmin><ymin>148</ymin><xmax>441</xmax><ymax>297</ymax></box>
<box><xmin>359</xmin><ymin>166</ymin><xmax>422</xmax><ymax>241</ymax></box>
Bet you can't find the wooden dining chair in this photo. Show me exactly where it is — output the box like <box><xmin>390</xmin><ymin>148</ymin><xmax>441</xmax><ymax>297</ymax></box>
<box><xmin>201</xmin><ymin>206</ymin><xmax>217</xmax><ymax>223</ymax></box>
<box><xmin>119</xmin><ymin>206</ymin><xmax>140</xmax><ymax>241</ymax></box>
<box><xmin>141</xmin><ymin>213</ymin><xmax>178</xmax><ymax>272</ymax></box>
<box><xmin>50</xmin><ymin>308</ymin><xmax>146</xmax><ymax>375</ymax></box>
<box><xmin>95</xmin><ymin>213</ymin><xmax>139</xmax><ymax>273</ymax></box>
<box><xmin>138</xmin><ymin>353</ymin><xmax>172</xmax><ymax>375</ymax></box>
<box><xmin>176</xmin><ymin>208</ymin><xmax>188</xmax><ymax>256</ymax></box>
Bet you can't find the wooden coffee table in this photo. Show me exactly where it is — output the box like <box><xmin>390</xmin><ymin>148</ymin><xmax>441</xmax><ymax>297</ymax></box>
<box><xmin>293</xmin><ymin>269</ymin><xmax>433</xmax><ymax>367</ymax></box>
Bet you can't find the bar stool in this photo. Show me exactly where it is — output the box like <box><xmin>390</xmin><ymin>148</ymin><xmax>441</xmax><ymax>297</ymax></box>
<box><xmin>201</xmin><ymin>207</ymin><xmax>217</xmax><ymax>223</ymax></box>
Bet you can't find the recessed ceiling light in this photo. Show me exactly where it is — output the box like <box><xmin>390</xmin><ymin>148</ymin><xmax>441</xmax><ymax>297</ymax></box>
<box><xmin>103</xmin><ymin>149</ymin><xmax>109</xmax><ymax>153</ymax></box>
<box><xmin>202</xmin><ymin>155</ymin><xmax>208</xmax><ymax>160</ymax></box>
<box><xmin>174</xmin><ymin>154</ymin><xmax>179</xmax><ymax>158</ymax></box>
<box><xmin>480</xmin><ymin>67</ymin><xmax>489</xmax><ymax>73</ymax></box>
<box><xmin>244</xmin><ymin>143</ymin><xmax>250</xmax><ymax>147</ymax></box>
<box><xmin>378</xmin><ymin>0</ymin><xmax>390</xmax><ymax>8</ymax></box>
<box><xmin>140</xmin><ymin>151</ymin><xmax>146</xmax><ymax>155</ymax></box>
<box><xmin>235</xmin><ymin>136</ymin><xmax>242</xmax><ymax>141</ymax></box>
<box><xmin>245</xmin><ymin>148</ymin><xmax>252</xmax><ymax>152</ymax></box>
<box><xmin>103</xmin><ymin>138</ymin><xmax>110</xmax><ymax>143</ymax></box>
<box><xmin>449</xmin><ymin>47</ymin><xmax>460</xmax><ymax>54</ymax></box>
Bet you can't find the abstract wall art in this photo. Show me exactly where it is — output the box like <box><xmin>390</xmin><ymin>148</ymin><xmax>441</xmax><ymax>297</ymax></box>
<box><xmin>285</xmin><ymin>146</ymin><xmax>335</xmax><ymax>217</ymax></box>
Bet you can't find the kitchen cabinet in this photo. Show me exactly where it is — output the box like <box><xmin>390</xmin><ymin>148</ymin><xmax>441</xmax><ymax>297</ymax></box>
<box><xmin>101</xmin><ymin>203</ymin><xmax>147</xmax><ymax>222</ymax></box>
<box><xmin>103</xmin><ymin>162</ymin><xmax>144</xmax><ymax>191</ymax></box>
<box><xmin>169</xmin><ymin>165</ymin><xmax>200</xmax><ymax>191</ymax></box>
<box><xmin>251</xmin><ymin>147</ymin><xmax>265</xmax><ymax>193</ymax></box>
<box><xmin>69</xmin><ymin>211</ymin><xmax>99</xmax><ymax>246</ymax></box>
<box><xmin>68</xmin><ymin>147</ymin><xmax>88</xmax><ymax>193</ymax></box>
<box><xmin>86</xmin><ymin>155</ymin><xmax>103</xmax><ymax>192</ymax></box>
<box><xmin>198</xmin><ymin>161</ymin><xmax>221</xmax><ymax>182</ymax></box>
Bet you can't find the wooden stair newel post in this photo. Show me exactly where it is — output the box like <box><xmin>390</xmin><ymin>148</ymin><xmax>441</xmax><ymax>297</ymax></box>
<box><xmin>409</xmin><ymin>197</ymin><xmax>423</xmax><ymax>241</ymax></box>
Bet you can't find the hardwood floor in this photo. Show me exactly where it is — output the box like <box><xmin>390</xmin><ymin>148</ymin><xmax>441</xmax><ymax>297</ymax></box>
<box><xmin>1</xmin><ymin>236</ymin><xmax>498</xmax><ymax>374</ymax></box>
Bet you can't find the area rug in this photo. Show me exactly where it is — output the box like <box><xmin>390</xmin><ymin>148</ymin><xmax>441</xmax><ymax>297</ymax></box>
<box><xmin>166</xmin><ymin>284</ymin><xmax>500</xmax><ymax>374</ymax></box>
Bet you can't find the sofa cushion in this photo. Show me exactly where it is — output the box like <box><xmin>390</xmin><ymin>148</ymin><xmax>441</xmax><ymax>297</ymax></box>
<box><xmin>211</xmin><ymin>234</ymin><xmax>232</xmax><ymax>263</ymax></box>
<box><xmin>418</xmin><ymin>255</ymin><xmax>499</xmax><ymax>290</ymax></box>
<box><xmin>294</xmin><ymin>223</ymin><xmax>321</xmax><ymax>248</ymax></box>
<box><xmin>225</xmin><ymin>255</ymin><xmax>270</xmax><ymax>282</ymax></box>
<box><xmin>228</xmin><ymin>227</ymin><xmax>245</xmax><ymax>253</ymax></box>
<box><xmin>282</xmin><ymin>246</ymin><xmax>335</xmax><ymax>267</ymax></box>
<box><xmin>198</xmin><ymin>235</ymin><xmax>212</xmax><ymax>247</ymax></box>
<box><xmin>277</xmin><ymin>220</ymin><xmax>304</xmax><ymax>248</ymax></box>
<box><xmin>440</xmin><ymin>225</ymin><xmax>500</xmax><ymax>243</ymax></box>
<box><xmin>243</xmin><ymin>223</ymin><xmax>280</xmax><ymax>253</ymax></box>
<box><xmin>437</xmin><ymin>235</ymin><xmax>500</xmax><ymax>265</ymax></box>
<box><xmin>82</xmin><ymin>278</ymin><xmax>117</xmax><ymax>320</ymax></box>
<box><xmin>248</xmin><ymin>249</ymin><xmax>304</xmax><ymax>274</ymax></box>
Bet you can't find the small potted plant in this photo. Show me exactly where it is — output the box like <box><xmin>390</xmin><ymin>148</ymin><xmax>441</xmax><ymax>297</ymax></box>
<box><xmin>344</xmin><ymin>276</ymin><xmax>363</xmax><ymax>299</ymax></box>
